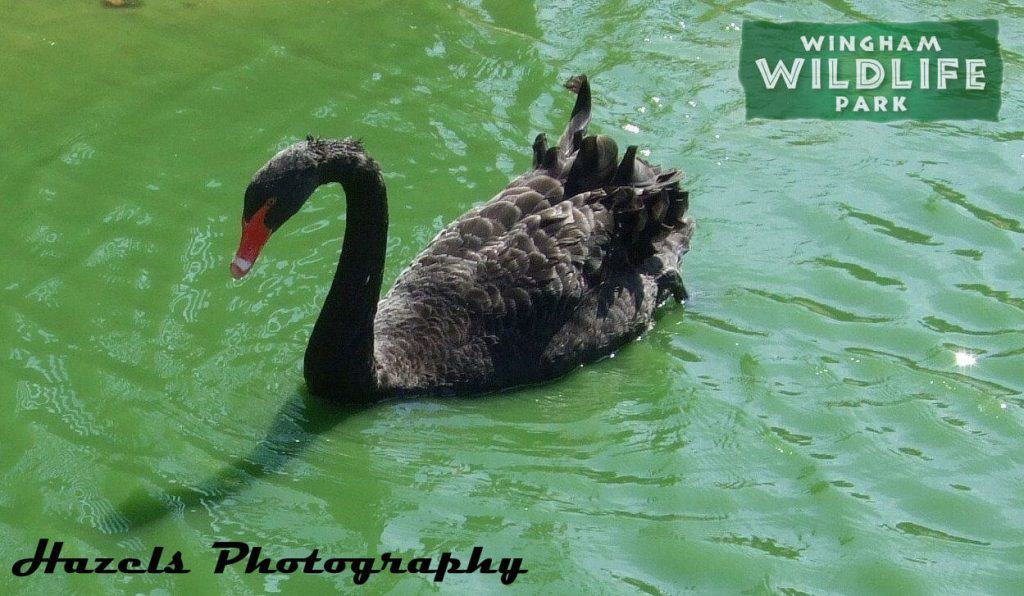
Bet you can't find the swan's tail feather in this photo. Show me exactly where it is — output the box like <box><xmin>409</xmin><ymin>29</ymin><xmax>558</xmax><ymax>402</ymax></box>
<box><xmin>563</xmin><ymin>134</ymin><xmax>619</xmax><ymax>199</ymax></box>
<box><xmin>657</xmin><ymin>184</ymin><xmax>694</xmax><ymax>303</ymax></box>
<box><xmin>521</xmin><ymin>74</ymin><xmax>693</xmax><ymax>285</ymax></box>
<box><xmin>532</xmin><ymin>133</ymin><xmax>548</xmax><ymax>169</ymax></box>
<box><xmin>605</xmin><ymin>171</ymin><xmax>691</xmax><ymax>267</ymax></box>
<box><xmin>611</xmin><ymin>145</ymin><xmax>638</xmax><ymax>186</ymax></box>
<box><xmin>558</xmin><ymin>74</ymin><xmax>591</xmax><ymax>155</ymax></box>
<box><xmin>570</xmin><ymin>130</ymin><xmax>584</xmax><ymax>153</ymax></box>
<box><xmin>542</xmin><ymin>146</ymin><xmax>561</xmax><ymax>171</ymax></box>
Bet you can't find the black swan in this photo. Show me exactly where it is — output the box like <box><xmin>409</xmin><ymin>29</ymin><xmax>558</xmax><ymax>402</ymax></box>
<box><xmin>230</xmin><ymin>75</ymin><xmax>694</xmax><ymax>402</ymax></box>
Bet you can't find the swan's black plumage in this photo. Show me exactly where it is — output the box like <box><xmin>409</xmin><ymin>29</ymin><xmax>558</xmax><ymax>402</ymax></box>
<box><xmin>233</xmin><ymin>76</ymin><xmax>694</xmax><ymax>402</ymax></box>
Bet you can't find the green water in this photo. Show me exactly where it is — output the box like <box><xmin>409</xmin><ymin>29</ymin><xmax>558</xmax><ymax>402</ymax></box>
<box><xmin>3</xmin><ymin>1</ymin><xmax>1023</xmax><ymax>593</ymax></box>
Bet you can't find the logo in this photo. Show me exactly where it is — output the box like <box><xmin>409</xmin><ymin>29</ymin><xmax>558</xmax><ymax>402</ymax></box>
<box><xmin>739</xmin><ymin>20</ymin><xmax>1002</xmax><ymax>121</ymax></box>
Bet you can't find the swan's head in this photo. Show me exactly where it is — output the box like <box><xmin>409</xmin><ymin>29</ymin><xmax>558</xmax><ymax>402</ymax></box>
<box><xmin>231</xmin><ymin>142</ymin><xmax>321</xmax><ymax>279</ymax></box>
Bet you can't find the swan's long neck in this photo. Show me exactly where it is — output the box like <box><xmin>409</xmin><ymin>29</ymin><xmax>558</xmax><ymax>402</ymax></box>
<box><xmin>303</xmin><ymin>146</ymin><xmax>388</xmax><ymax>402</ymax></box>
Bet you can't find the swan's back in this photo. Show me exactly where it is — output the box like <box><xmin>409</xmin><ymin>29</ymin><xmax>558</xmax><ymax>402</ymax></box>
<box><xmin>374</xmin><ymin>75</ymin><xmax>694</xmax><ymax>394</ymax></box>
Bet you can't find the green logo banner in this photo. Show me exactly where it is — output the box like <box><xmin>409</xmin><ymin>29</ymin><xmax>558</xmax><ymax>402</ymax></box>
<box><xmin>739</xmin><ymin>20</ymin><xmax>1002</xmax><ymax>121</ymax></box>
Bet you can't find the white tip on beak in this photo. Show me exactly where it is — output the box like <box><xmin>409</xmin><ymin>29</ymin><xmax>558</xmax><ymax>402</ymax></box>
<box><xmin>230</xmin><ymin>256</ymin><xmax>253</xmax><ymax>279</ymax></box>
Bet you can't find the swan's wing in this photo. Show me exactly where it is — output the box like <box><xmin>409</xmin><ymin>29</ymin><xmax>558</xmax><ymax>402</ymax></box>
<box><xmin>376</xmin><ymin>173</ymin><xmax>690</xmax><ymax>388</ymax></box>
<box><xmin>375</xmin><ymin>74</ymin><xmax>693</xmax><ymax>391</ymax></box>
<box><xmin>393</xmin><ymin>69</ymin><xmax>691</xmax><ymax>320</ymax></box>
<box><xmin>470</xmin><ymin>171</ymin><xmax>691</xmax><ymax>331</ymax></box>
<box><xmin>387</xmin><ymin>167</ymin><xmax>688</xmax><ymax>312</ymax></box>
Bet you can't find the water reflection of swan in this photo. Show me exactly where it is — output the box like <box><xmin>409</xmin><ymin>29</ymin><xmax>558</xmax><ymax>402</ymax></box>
<box><xmin>114</xmin><ymin>390</ymin><xmax>355</xmax><ymax>531</ymax></box>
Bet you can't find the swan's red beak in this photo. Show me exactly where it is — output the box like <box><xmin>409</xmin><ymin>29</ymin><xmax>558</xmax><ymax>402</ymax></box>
<box><xmin>231</xmin><ymin>203</ymin><xmax>272</xmax><ymax>279</ymax></box>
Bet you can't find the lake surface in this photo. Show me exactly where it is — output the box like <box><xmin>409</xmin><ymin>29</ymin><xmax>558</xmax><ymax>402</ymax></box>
<box><xmin>2</xmin><ymin>1</ymin><xmax>1022</xmax><ymax>593</ymax></box>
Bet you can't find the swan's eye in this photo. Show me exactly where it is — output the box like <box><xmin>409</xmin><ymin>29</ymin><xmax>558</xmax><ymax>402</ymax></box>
<box><xmin>266</xmin><ymin>197</ymin><xmax>277</xmax><ymax>207</ymax></box>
